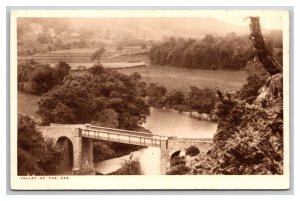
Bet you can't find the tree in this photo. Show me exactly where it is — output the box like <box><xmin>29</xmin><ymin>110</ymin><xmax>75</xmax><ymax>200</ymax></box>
<box><xmin>249</xmin><ymin>17</ymin><xmax>282</xmax><ymax>75</ymax></box>
<box><xmin>185</xmin><ymin>87</ymin><xmax>217</xmax><ymax>114</ymax></box>
<box><xmin>91</xmin><ymin>47</ymin><xmax>106</xmax><ymax>65</ymax></box>
<box><xmin>89</xmin><ymin>64</ymin><xmax>104</xmax><ymax>75</ymax></box>
<box><xmin>149</xmin><ymin>35</ymin><xmax>253</xmax><ymax>70</ymax></box>
<box><xmin>29</xmin><ymin>65</ymin><xmax>58</xmax><ymax>95</ymax></box>
<box><xmin>18</xmin><ymin>61</ymin><xmax>70</xmax><ymax>95</ymax></box>
<box><xmin>38</xmin><ymin>68</ymin><xmax>150</xmax><ymax>130</ymax></box>
<box><xmin>18</xmin><ymin>114</ymin><xmax>62</xmax><ymax>175</ymax></box>
<box><xmin>164</xmin><ymin>90</ymin><xmax>185</xmax><ymax>107</ymax></box>
<box><xmin>145</xmin><ymin>83</ymin><xmax>167</xmax><ymax>108</ymax></box>
<box><xmin>54</xmin><ymin>61</ymin><xmax>71</xmax><ymax>81</ymax></box>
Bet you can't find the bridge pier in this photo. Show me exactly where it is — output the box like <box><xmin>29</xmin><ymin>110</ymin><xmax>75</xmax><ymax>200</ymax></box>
<box><xmin>160</xmin><ymin>140</ymin><xmax>169</xmax><ymax>175</ymax></box>
<box><xmin>72</xmin><ymin>128</ymin><xmax>95</xmax><ymax>175</ymax></box>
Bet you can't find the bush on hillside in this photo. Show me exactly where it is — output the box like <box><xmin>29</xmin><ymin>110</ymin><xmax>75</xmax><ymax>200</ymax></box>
<box><xmin>18</xmin><ymin>114</ymin><xmax>62</xmax><ymax>175</ymax></box>
<box><xmin>185</xmin><ymin>87</ymin><xmax>217</xmax><ymax>114</ymax></box>
<box><xmin>109</xmin><ymin>156</ymin><xmax>141</xmax><ymax>175</ymax></box>
<box><xmin>186</xmin><ymin>146</ymin><xmax>200</xmax><ymax>157</ymax></box>
<box><xmin>166</xmin><ymin>165</ymin><xmax>191</xmax><ymax>175</ymax></box>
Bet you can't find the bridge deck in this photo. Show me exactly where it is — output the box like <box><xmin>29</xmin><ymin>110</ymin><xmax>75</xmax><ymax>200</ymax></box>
<box><xmin>80</xmin><ymin>128</ymin><xmax>168</xmax><ymax>148</ymax></box>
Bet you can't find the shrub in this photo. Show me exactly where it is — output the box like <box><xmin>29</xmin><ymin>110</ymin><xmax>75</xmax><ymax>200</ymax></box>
<box><xmin>238</xmin><ymin>74</ymin><xmax>268</xmax><ymax>104</ymax></box>
<box><xmin>164</xmin><ymin>90</ymin><xmax>185</xmax><ymax>107</ymax></box>
<box><xmin>89</xmin><ymin>65</ymin><xmax>104</xmax><ymax>75</ymax></box>
<box><xmin>186</xmin><ymin>146</ymin><xmax>200</xmax><ymax>157</ymax></box>
<box><xmin>110</xmin><ymin>156</ymin><xmax>141</xmax><ymax>175</ymax></box>
<box><xmin>18</xmin><ymin>114</ymin><xmax>62</xmax><ymax>175</ymax></box>
<box><xmin>166</xmin><ymin>165</ymin><xmax>191</xmax><ymax>175</ymax></box>
<box><xmin>170</xmin><ymin>156</ymin><xmax>186</xmax><ymax>167</ymax></box>
<box><xmin>185</xmin><ymin>87</ymin><xmax>217</xmax><ymax>114</ymax></box>
<box><xmin>18</xmin><ymin>60</ymin><xmax>70</xmax><ymax>95</ymax></box>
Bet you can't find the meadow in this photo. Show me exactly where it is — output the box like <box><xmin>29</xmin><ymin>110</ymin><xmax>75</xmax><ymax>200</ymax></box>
<box><xmin>117</xmin><ymin>64</ymin><xmax>247</xmax><ymax>93</ymax></box>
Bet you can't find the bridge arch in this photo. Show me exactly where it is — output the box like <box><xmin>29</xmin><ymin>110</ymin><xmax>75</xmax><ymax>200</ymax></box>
<box><xmin>56</xmin><ymin>136</ymin><xmax>74</xmax><ymax>173</ymax></box>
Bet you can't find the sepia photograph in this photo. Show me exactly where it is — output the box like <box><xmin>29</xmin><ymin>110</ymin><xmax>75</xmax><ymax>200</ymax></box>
<box><xmin>10</xmin><ymin>9</ymin><xmax>290</xmax><ymax>190</ymax></box>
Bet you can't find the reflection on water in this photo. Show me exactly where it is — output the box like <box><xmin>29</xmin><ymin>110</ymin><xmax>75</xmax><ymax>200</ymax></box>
<box><xmin>143</xmin><ymin>108</ymin><xmax>218</xmax><ymax>138</ymax></box>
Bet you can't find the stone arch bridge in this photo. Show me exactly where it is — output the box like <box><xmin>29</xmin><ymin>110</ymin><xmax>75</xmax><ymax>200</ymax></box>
<box><xmin>37</xmin><ymin>124</ymin><xmax>213</xmax><ymax>175</ymax></box>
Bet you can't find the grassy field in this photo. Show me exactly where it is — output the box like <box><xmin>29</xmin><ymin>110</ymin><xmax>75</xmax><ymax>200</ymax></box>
<box><xmin>18</xmin><ymin>91</ymin><xmax>40</xmax><ymax>119</ymax></box>
<box><xmin>117</xmin><ymin>64</ymin><xmax>247</xmax><ymax>93</ymax></box>
<box><xmin>18</xmin><ymin>46</ymin><xmax>149</xmax><ymax>64</ymax></box>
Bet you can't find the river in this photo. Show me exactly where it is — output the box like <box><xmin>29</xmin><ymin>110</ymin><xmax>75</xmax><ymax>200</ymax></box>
<box><xmin>95</xmin><ymin>108</ymin><xmax>218</xmax><ymax>175</ymax></box>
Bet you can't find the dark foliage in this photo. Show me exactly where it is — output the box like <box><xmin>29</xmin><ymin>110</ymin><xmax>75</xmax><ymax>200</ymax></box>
<box><xmin>186</xmin><ymin>146</ymin><xmax>200</xmax><ymax>157</ymax></box>
<box><xmin>170</xmin><ymin>156</ymin><xmax>186</xmax><ymax>167</ymax></box>
<box><xmin>91</xmin><ymin>47</ymin><xmax>105</xmax><ymax>65</ymax></box>
<box><xmin>18</xmin><ymin>60</ymin><xmax>70</xmax><ymax>95</ymax></box>
<box><xmin>17</xmin><ymin>114</ymin><xmax>62</xmax><ymax>175</ymax></box>
<box><xmin>38</xmin><ymin>68</ymin><xmax>150</xmax><ymax>130</ymax></box>
<box><xmin>145</xmin><ymin>83</ymin><xmax>167</xmax><ymax>108</ymax></box>
<box><xmin>164</xmin><ymin>90</ymin><xmax>185</xmax><ymax>107</ymax></box>
<box><xmin>149</xmin><ymin>34</ymin><xmax>254</xmax><ymax>70</ymax></box>
<box><xmin>109</xmin><ymin>156</ymin><xmax>141</xmax><ymax>175</ymax></box>
<box><xmin>166</xmin><ymin>165</ymin><xmax>191</xmax><ymax>175</ymax></box>
<box><xmin>238</xmin><ymin>74</ymin><xmax>268</xmax><ymax>104</ymax></box>
<box><xmin>185</xmin><ymin>87</ymin><xmax>217</xmax><ymax>114</ymax></box>
<box><xmin>194</xmin><ymin>85</ymin><xmax>283</xmax><ymax>174</ymax></box>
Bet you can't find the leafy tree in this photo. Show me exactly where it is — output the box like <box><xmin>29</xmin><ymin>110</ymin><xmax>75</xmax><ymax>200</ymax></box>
<box><xmin>18</xmin><ymin>61</ymin><xmax>70</xmax><ymax>95</ymax></box>
<box><xmin>164</xmin><ymin>90</ymin><xmax>185</xmax><ymax>107</ymax></box>
<box><xmin>38</xmin><ymin>68</ymin><xmax>150</xmax><ymax>130</ymax></box>
<box><xmin>186</xmin><ymin>146</ymin><xmax>200</xmax><ymax>157</ymax></box>
<box><xmin>185</xmin><ymin>87</ymin><xmax>217</xmax><ymax>114</ymax></box>
<box><xmin>29</xmin><ymin>65</ymin><xmax>58</xmax><ymax>95</ymax></box>
<box><xmin>54</xmin><ymin>61</ymin><xmax>71</xmax><ymax>81</ymax></box>
<box><xmin>89</xmin><ymin>64</ymin><xmax>104</xmax><ymax>75</ymax></box>
<box><xmin>149</xmin><ymin>34</ymin><xmax>255</xmax><ymax>70</ymax></box>
<box><xmin>18</xmin><ymin>114</ymin><xmax>62</xmax><ymax>175</ymax></box>
<box><xmin>91</xmin><ymin>47</ymin><xmax>106</xmax><ymax>65</ymax></box>
<box><xmin>145</xmin><ymin>83</ymin><xmax>167</xmax><ymax>108</ymax></box>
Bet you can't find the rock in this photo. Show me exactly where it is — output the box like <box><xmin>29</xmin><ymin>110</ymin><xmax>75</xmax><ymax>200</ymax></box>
<box><xmin>255</xmin><ymin>73</ymin><xmax>283</xmax><ymax>107</ymax></box>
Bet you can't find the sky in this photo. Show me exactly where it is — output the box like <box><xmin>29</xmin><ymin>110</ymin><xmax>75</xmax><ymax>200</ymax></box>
<box><xmin>215</xmin><ymin>16</ymin><xmax>283</xmax><ymax>30</ymax></box>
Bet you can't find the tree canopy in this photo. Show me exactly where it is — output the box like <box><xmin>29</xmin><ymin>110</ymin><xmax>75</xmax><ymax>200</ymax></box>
<box><xmin>18</xmin><ymin>114</ymin><xmax>62</xmax><ymax>175</ymax></box>
<box><xmin>18</xmin><ymin>60</ymin><xmax>70</xmax><ymax>95</ymax></box>
<box><xmin>38</xmin><ymin>68</ymin><xmax>150</xmax><ymax>130</ymax></box>
<box><xmin>149</xmin><ymin>34</ymin><xmax>254</xmax><ymax>70</ymax></box>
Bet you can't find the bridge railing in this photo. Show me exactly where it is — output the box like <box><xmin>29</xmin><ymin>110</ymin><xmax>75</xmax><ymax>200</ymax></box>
<box><xmin>86</xmin><ymin>124</ymin><xmax>168</xmax><ymax>139</ymax></box>
<box><xmin>80</xmin><ymin>128</ymin><xmax>168</xmax><ymax>148</ymax></box>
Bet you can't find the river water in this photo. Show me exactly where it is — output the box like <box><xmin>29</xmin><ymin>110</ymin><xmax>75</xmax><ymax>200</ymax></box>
<box><xmin>95</xmin><ymin>108</ymin><xmax>218</xmax><ymax>175</ymax></box>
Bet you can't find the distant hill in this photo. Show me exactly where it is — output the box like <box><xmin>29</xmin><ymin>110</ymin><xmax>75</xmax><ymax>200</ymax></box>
<box><xmin>67</xmin><ymin>17</ymin><xmax>250</xmax><ymax>40</ymax></box>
